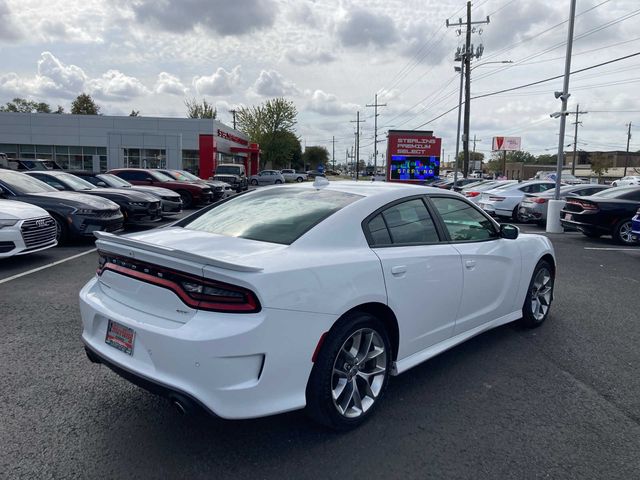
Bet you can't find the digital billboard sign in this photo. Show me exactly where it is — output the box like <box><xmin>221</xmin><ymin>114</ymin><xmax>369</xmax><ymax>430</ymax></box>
<box><xmin>386</xmin><ymin>130</ymin><xmax>441</xmax><ymax>183</ymax></box>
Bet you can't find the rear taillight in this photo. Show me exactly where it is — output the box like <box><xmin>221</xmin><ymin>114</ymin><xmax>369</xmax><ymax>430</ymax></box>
<box><xmin>489</xmin><ymin>196</ymin><xmax>505</xmax><ymax>201</ymax></box>
<box><xmin>97</xmin><ymin>251</ymin><xmax>260</xmax><ymax>313</ymax></box>
<box><xmin>533</xmin><ymin>198</ymin><xmax>548</xmax><ymax>204</ymax></box>
<box><xmin>465</xmin><ymin>191</ymin><xmax>480</xmax><ymax>197</ymax></box>
<box><xmin>567</xmin><ymin>199</ymin><xmax>598</xmax><ymax>211</ymax></box>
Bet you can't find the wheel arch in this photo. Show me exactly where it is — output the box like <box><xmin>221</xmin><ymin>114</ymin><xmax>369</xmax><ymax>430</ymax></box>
<box><xmin>330</xmin><ymin>302</ymin><xmax>400</xmax><ymax>362</ymax></box>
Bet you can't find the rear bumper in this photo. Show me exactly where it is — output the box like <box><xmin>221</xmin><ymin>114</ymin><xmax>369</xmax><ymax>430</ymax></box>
<box><xmin>79</xmin><ymin>277</ymin><xmax>336</xmax><ymax>419</ymax></box>
<box><xmin>518</xmin><ymin>204</ymin><xmax>545</xmax><ymax>221</ymax></box>
<box><xmin>560</xmin><ymin>211</ymin><xmax>610</xmax><ymax>234</ymax></box>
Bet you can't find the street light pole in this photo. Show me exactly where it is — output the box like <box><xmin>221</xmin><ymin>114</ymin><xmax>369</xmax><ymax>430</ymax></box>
<box><xmin>454</xmin><ymin>62</ymin><xmax>464</xmax><ymax>184</ymax></box>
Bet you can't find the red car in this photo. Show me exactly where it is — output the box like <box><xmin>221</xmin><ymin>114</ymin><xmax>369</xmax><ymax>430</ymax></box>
<box><xmin>108</xmin><ymin>168</ymin><xmax>213</xmax><ymax>208</ymax></box>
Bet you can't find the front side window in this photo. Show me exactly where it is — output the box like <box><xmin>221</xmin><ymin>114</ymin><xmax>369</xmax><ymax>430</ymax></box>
<box><xmin>431</xmin><ymin>197</ymin><xmax>498</xmax><ymax>242</ymax></box>
<box><xmin>366</xmin><ymin>198</ymin><xmax>439</xmax><ymax>246</ymax></box>
<box><xmin>181</xmin><ymin>188</ymin><xmax>361</xmax><ymax>245</ymax></box>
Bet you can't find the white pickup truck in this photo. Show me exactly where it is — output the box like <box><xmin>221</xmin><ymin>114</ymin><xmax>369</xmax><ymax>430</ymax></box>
<box><xmin>280</xmin><ymin>169</ymin><xmax>308</xmax><ymax>183</ymax></box>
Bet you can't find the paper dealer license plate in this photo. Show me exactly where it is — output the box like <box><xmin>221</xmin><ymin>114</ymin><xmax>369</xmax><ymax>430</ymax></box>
<box><xmin>565</xmin><ymin>213</ymin><xmax>573</xmax><ymax>221</ymax></box>
<box><xmin>105</xmin><ymin>320</ymin><xmax>135</xmax><ymax>355</ymax></box>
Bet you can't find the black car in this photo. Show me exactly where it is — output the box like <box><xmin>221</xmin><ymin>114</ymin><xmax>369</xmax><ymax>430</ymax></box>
<box><xmin>560</xmin><ymin>186</ymin><xmax>640</xmax><ymax>245</ymax></box>
<box><xmin>0</xmin><ymin>170</ymin><xmax>123</xmax><ymax>243</ymax></box>
<box><xmin>26</xmin><ymin>171</ymin><xmax>162</xmax><ymax>225</ymax></box>
<box><xmin>69</xmin><ymin>171</ymin><xmax>183</xmax><ymax>216</ymax></box>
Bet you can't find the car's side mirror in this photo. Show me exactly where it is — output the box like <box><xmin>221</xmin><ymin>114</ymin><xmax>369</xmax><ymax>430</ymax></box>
<box><xmin>0</xmin><ymin>186</ymin><xmax>5</xmax><ymax>197</ymax></box>
<box><xmin>96</xmin><ymin>181</ymin><xmax>107</xmax><ymax>187</ymax></box>
<box><xmin>500</xmin><ymin>224</ymin><xmax>519</xmax><ymax>240</ymax></box>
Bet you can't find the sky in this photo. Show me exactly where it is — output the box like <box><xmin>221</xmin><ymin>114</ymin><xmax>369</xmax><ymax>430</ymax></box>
<box><xmin>0</xmin><ymin>0</ymin><xmax>639</xmax><ymax>166</ymax></box>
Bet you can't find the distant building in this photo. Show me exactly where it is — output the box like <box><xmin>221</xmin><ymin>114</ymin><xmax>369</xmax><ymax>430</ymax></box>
<box><xmin>564</xmin><ymin>150</ymin><xmax>640</xmax><ymax>169</ymax></box>
<box><xmin>0</xmin><ymin>112</ymin><xmax>259</xmax><ymax>177</ymax></box>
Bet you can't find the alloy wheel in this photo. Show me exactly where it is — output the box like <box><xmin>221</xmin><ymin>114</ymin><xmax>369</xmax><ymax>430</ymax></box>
<box><xmin>331</xmin><ymin>328</ymin><xmax>387</xmax><ymax>418</ymax></box>
<box><xmin>618</xmin><ymin>221</ymin><xmax>634</xmax><ymax>244</ymax></box>
<box><xmin>530</xmin><ymin>267</ymin><xmax>553</xmax><ymax>321</ymax></box>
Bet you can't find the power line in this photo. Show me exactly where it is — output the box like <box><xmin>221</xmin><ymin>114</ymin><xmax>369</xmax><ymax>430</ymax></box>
<box><xmin>472</xmin><ymin>51</ymin><xmax>640</xmax><ymax>100</ymax></box>
<box><xmin>411</xmin><ymin>51</ymin><xmax>640</xmax><ymax>129</ymax></box>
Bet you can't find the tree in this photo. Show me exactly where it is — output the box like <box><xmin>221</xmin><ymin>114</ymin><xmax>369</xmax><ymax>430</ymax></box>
<box><xmin>302</xmin><ymin>146</ymin><xmax>330</xmax><ymax>170</ymax></box>
<box><xmin>0</xmin><ymin>97</ymin><xmax>53</xmax><ymax>113</ymax></box>
<box><xmin>185</xmin><ymin>98</ymin><xmax>217</xmax><ymax>119</ymax></box>
<box><xmin>129</xmin><ymin>110</ymin><xmax>140</xmax><ymax>117</ymax></box>
<box><xmin>54</xmin><ymin>105</ymin><xmax>65</xmax><ymax>114</ymax></box>
<box><xmin>506</xmin><ymin>150</ymin><xmax>536</xmax><ymax>163</ymax></box>
<box><xmin>590</xmin><ymin>157</ymin><xmax>610</xmax><ymax>178</ymax></box>
<box><xmin>237</xmin><ymin>98</ymin><xmax>298</xmax><ymax>168</ymax></box>
<box><xmin>71</xmin><ymin>93</ymin><xmax>100</xmax><ymax>115</ymax></box>
<box><xmin>535</xmin><ymin>153</ymin><xmax>556</xmax><ymax>165</ymax></box>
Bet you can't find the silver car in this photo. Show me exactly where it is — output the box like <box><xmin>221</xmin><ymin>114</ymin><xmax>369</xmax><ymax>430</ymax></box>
<box><xmin>461</xmin><ymin>180</ymin><xmax>517</xmax><ymax>205</ymax></box>
<box><xmin>519</xmin><ymin>184</ymin><xmax>610</xmax><ymax>224</ymax></box>
<box><xmin>249</xmin><ymin>170</ymin><xmax>285</xmax><ymax>186</ymax></box>
<box><xmin>479</xmin><ymin>180</ymin><xmax>557</xmax><ymax>221</ymax></box>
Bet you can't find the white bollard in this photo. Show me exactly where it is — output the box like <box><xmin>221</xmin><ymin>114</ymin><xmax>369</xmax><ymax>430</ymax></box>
<box><xmin>546</xmin><ymin>199</ymin><xmax>565</xmax><ymax>233</ymax></box>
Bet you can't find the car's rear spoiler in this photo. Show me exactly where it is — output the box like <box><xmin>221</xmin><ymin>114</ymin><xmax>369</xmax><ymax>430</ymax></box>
<box><xmin>94</xmin><ymin>231</ymin><xmax>263</xmax><ymax>273</ymax></box>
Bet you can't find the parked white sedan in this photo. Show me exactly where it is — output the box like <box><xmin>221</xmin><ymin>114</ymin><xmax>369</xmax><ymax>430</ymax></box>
<box><xmin>79</xmin><ymin>181</ymin><xmax>556</xmax><ymax>430</ymax></box>
<box><xmin>0</xmin><ymin>199</ymin><xmax>57</xmax><ymax>258</ymax></box>
<box><xmin>611</xmin><ymin>175</ymin><xmax>640</xmax><ymax>187</ymax></box>
<box><xmin>479</xmin><ymin>180</ymin><xmax>557</xmax><ymax>221</ymax></box>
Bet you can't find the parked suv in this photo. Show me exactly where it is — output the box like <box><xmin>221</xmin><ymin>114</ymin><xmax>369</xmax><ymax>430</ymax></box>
<box><xmin>108</xmin><ymin>168</ymin><xmax>213</xmax><ymax>208</ymax></box>
<box><xmin>213</xmin><ymin>163</ymin><xmax>248</xmax><ymax>193</ymax></box>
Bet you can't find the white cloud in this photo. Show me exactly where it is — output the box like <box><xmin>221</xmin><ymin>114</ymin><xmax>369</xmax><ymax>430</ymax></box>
<box><xmin>88</xmin><ymin>69</ymin><xmax>149</xmax><ymax>100</ymax></box>
<box><xmin>36</xmin><ymin>51</ymin><xmax>87</xmax><ymax>96</ymax></box>
<box><xmin>307</xmin><ymin>89</ymin><xmax>357</xmax><ymax>116</ymax></box>
<box><xmin>251</xmin><ymin>70</ymin><xmax>299</xmax><ymax>97</ymax></box>
<box><xmin>154</xmin><ymin>72</ymin><xmax>187</xmax><ymax>95</ymax></box>
<box><xmin>193</xmin><ymin>66</ymin><xmax>241</xmax><ymax>96</ymax></box>
<box><xmin>285</xmin><ymin>46</ymin><xmax>336</xmax><ymax>66</ymax></box>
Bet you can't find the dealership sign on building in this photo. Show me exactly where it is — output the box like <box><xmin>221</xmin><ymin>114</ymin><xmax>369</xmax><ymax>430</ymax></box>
<box><xmin>492</xmin><ymin>136</ymin><xmax>521</xmax><ymax>151</ymax></box>
<box><xmin>386</xmin><ymin>130</ymin><xmax>441</xmax><ymax>182</ymax></box>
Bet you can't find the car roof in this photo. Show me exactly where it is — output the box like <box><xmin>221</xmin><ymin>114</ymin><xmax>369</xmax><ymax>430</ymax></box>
<box><xmin>278</xmin><ymin>180</ymin><xmax>458</xmax><ymax>198</ymax></box>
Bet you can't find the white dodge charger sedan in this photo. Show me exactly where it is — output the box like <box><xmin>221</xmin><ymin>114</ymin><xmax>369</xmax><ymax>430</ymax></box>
<box><xmin>79</xmin><ymin>180</ymin><xmax>556</xmax><ymax>430</ymax></box>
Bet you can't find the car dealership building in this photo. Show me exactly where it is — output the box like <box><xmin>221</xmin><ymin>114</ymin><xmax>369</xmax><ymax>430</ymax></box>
<box><xmin>0</xmin><ymin>112</ymin><xmax>260</xmax><ymax>178</ymax></box>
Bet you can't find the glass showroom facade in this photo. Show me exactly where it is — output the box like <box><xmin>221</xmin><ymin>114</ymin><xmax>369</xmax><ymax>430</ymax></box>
<box><xmin>0</xmin><ymin>144</ymin><xmax>243</xmax><ymax>174</ymax></box>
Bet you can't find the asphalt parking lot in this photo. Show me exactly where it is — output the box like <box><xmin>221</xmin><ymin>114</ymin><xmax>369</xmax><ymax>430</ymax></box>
<box><xmin>1</xmin><ymin>218</ymin><xmax>639</xmax><ymax>479</ymax></box>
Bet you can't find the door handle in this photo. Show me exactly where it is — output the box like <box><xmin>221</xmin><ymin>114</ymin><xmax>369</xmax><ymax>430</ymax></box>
<box><xmin>465</xmin><ymin>260</ymin><xmax>476</xmax><ymax>269</ymax></box>
<box><xmin>391</xmin><ymin>265</ymin><xmax>407</xmax><ymax>276</ymax></box>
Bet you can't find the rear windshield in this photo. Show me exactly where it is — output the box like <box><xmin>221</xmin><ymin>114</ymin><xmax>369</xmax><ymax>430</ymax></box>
<box><xmin>181</xmin><ymin>188</ymin><xmax>362</xmax><ymax>244</ymax></box>
<box><xmin>592</xmin><ymin>186</ymin><xmax>639</xmax><ymax>198</ymax></box>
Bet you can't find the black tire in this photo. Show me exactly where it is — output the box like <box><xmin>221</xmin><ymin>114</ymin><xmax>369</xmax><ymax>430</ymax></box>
<box><xmin>613</xmin><ymin>218</ymin><xmax>636</xmax><ymax>245</ymax></box>
<box><xmin>177</xmin><ymin>190</ymin><xmax>193</xmax><ymax>209</ymax></box>
<box><xmin>521</xmin><ymin>260</ymin><xmax>554</xmax><ymax>328</ymax></box>
<box><xmin>296</xmin><ymin>176</ymin><xmax>304</xmax><ymax>182</ymax></box>
<box><xmin>512</xmin><ymin>205</ymin><xmax>523</xmax><ymax>222</ymax></box>
<box><xmin>250</xmin><ymin>179</ymin><xmax>258</xmax><ymax>186</ymax></box>
<box><xmin>51</xmin><ymin>213</ymin><xmax>69</xmax><ymax>245</ymax></box>
<box><xmin>275</xmin><ymin>179</ymin><xmax>282</xmax><ymax>184</ymax></box>
<box><xmin>306</xmin><ymin>312</ymin><xmax>392</xmax><ymax>430</ymax></box>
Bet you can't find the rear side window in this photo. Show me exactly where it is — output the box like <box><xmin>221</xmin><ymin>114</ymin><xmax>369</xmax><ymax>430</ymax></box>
<box><xmin>182</xmin><ymin>188</ymin><xmax>361</xmax><ymax>245</ymax></box>
<box><xmin>117</xmin><ymin>171</ymin><xmax>150</xmax><ymax>181</ymax></box>
<box><xmin>431</xmin><ymin>197</ymin><xmax>498</xmax><ymax>242</ymax></box>
<box><xmin>366</xmin><ymin>198</ymin><xmax>439</xmax><ymax>246</ymax></box>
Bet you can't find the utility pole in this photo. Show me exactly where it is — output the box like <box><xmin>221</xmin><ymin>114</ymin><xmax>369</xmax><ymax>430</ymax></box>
<box><xmin>366</xmin><ymin>94</ymin><xmax>387</xmax><ymax>175</ymax></box>
<box><xmin>228</xmin><ymin>109</ymin><xmax>237</xmax><ymax>130</ymax></box>
<box><xmin>446</xmin><ymin>2</ymin><xmax>490</xmax><ymax>177</ymax></box>
<box><xmin>332</xmin><ymin>136</ymin><xmax>336</xmax><ymax>170</ymax></box>
<box><xmin>552</xmin><ymin>0</ymin><xmax>577</xmax><ymax>201</ymax></box>
<box><xmin>570</xmin><ymin>104</ymin><xmax>588</xmax><ymax>175</ymax></box>
<box><xmin>351</xmin><ymin>111</ymin><xmax>365</xmax><ymax>180</ymax></box>
<box><xmin>472</xmin><ymin>135</ymin><xmax>482</xmax><ymax>173</ymax></box>
<box><xmin>624</xmin><ymin>122</ymin><xmax>632</xmax><ymax>176</ymax></box>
